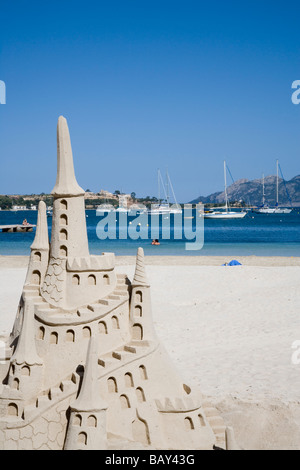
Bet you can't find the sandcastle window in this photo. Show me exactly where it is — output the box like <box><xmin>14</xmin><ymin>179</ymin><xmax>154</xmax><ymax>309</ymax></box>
<box><xmin>107</xmin><ymin>377</ymin><xmax>118</xmax><ymax>393</ymax></box>
<box><xmin>124</xmin><ymin>372</ymin><xmax>134</xmax><ymax>388</ymax></box>
<box><xmin>120</xmin><ymin>394</ymin><xmax>131</xmax><ymax>409</ymax></box>
<box><xmin>12</xmin><ymin>378</ymin><xmax>20</xmax><ymax>390</ymax></box>
<box><xmin>184</xmin><ymin>417</ymin><xmax>194</xmax><ymax>431</ymax></box>
<box><xmin>103</xmin><ymin>274</ymin><xmax>110</xmax><ymax>285</ymax></box>
<box><xmin>136</xmin><ymin>387</ymin><xmax>146</xmax><ymax>403</ymax></box>
<box><xmin>198</xmin><ymin>414</ymin><xmax>206</xmax><ymax>426</ymax></box>
<box><xmin>87</xmin><ymin>415</ymin><xmax>97</xmax><ymax>427</ymax></box>
<box><xmin>60</xmin><ymin>200</ymin><xmax>68</xmax><ymax>210</ymax></box>
<box><xmin>139</xmin><ymin>365</ymin><xmax>148</xmax><ymax>380</ymax></box>
<box><xmin>134</xmin><ymin>306</ymin><xmax>142</xmax><ymax>318</ymax></box>
<box><xmin>8</xmin><ymin>403</ymin><xmax>18</xmax><ymax>417</ymax></box>
<box><xmin>72</xmin><ymin>274</ymin><xmax>80</xmax><ymax>286</ymax></box>
<box><xmin>60</xmin><ymin>229</ymin><xmax>68</xmax><ymax>241</ymax></box>
<box><xmin>66</xmin><ymin>330</ymin><xmax>75</xmax><ymax>342</ymax></box>
<box><xmin>111</xmin><ymin>316</ymin><xmax>120</xmax><ymax>329</ymax></box>
<box><xmin>21</xmin><ymin>365</ymin><xmax>30</xmax><ymax>376</ymax></box>
<box><xmin>74</xmin><ymin>414</ymin><xmax>82</xmax><ymax>426</ymax></box>
<box><xmin>78</xmin><ymin>432</ymin><xmax>87</xmax><ymax>446</ymax></box>
<box><xmin>60</xmin><ymin>214</ymin><xmax>68</xmax><ymax>226</ymax></box>
<box><xmin>50</xmin><ymin>332</ymin><xmax>58</xmax><ymax>345</ymax></box>
<box><xmin>88</xmin><ymin>274</ymin><xmax>96</xmax><ymax>286</ymax></box>
<box><xmin>136</xmin><ymin>291</ymin><xmax>143</xmax><ymax>303</ymax></box>
<box><xmin>83</xmin><ymin>327</ymin><xmax>91</xmax><ymax>338</ymax></box>
<box><xmin>60</xmin><ymin>245</ymin><xmax>68</xmax><ymax>257</ymax></box>
<box><xmin>98</xmin><ymin>321</ymin><xmax>108</xmax><ymax>335</ymax></box>
<box><xmin>38</xmin><ymin>326</ymin><xmax>45</xmax><ymax>340</ymax></box>
<box><xmin>31</xmin><ymin>270</ymin><xmax>41</xmax><ymax>285</ymax></box>
<box><xmin>132</xmin><ymin>324</ymin><xmax>143</xmax><ymax>341</ymax></box>
<box><xmin>34</xmin><ymin>251</ymin><xmax>41</xmax><ymax>262</ymax></box>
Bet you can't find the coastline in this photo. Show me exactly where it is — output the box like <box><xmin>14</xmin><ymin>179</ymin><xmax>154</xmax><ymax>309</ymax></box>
<box><xmin>1</xmin><ymin>254</ymin><xmax>300</xmax><ymax>268</ymax></box>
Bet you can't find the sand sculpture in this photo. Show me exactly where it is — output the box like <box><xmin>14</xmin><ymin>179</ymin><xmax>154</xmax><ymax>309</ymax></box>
<box><xmin>0</xmin><ymin>116</ymin><xmax>237</xmax><ymax>450</ymax></box>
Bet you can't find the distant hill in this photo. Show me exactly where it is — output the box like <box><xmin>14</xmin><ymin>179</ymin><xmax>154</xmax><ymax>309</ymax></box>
<box><xmin>190</xmin><ymin>175</ymin><xmax>300</xmax><ymax>207</ymax></box>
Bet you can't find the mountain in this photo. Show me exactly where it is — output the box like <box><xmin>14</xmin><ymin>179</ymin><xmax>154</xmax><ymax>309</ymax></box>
<box><xmin>190</xmin><ymin>175</ymin><xmax>300</xmax><ymax>207</ymax></box>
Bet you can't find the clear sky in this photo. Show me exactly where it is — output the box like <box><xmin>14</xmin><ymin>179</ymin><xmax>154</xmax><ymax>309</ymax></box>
<box><xmin>0</xmin><ymin>0</ymin><xmax>299</xmax><ymax>202</ymax></box>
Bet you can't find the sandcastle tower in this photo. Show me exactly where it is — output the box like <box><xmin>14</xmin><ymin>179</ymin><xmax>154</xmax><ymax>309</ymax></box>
<box><xmin>0</xmin><ymin>116</ymin><xmax>233</xmax><ymax>450</ymax></box>
<box><xmin>64</xmin><ymin>337</ymin><xmax>108</xmax><ymax>450</ymax></box>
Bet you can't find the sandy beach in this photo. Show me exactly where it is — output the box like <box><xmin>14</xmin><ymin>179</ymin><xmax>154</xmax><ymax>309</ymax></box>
<box><xmin>0</xmin><ymin>254</ymin><xmax>300</xmax><ymax>450</ymax></box>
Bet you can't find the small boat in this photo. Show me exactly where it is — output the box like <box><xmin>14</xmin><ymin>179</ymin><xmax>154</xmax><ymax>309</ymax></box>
<box><xmin>148</xmin><ymin>169</ymin><xmax>182</xmax><ymax>215</ymax></box>
<box><xmin>203</xmin><ymin>209</ymin><xmax>247</xmax><ymax>219</ymax></box>
<box><xmin>254</xmin><ymin>161</ymin><xmax>292</xmax><ymax>214</ymax></box>
<box><xmin>201</xmin><ymin>161</ymin><xmax>246</xmax><ymax>219</ymax></box>
<box><xmin>149</xmin><ymin>203</ymin><xmax>182</xmax><ymax>215</ymax></box>
<box><xmin>96</xmin><ymin>203</ymin><xmax>115</xmax><ymax>214</ymax></box>
<box><xmin>253</xmin><ymin>174</ymin><xmax>274</xmax><ymax>214</ymax></box>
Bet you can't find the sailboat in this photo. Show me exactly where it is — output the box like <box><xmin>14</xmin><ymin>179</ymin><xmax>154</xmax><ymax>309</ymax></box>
<box><xmin>202</xmin><ymin>161</ymin><xmax>247</xmax><ymax>219</ymax></box>
<box><xmin>149</xmin><ymin>169</ymin><xmax>182</xmax><ymax>215</ymax></box>
<box><xmin>253</xmin><ymin>174</ymin><xmax>276</xmax><ymax>214</ymax></box>
<box><xmin>255</xmin><ymin>160</ymin><xmax>292</xmax><ymax>214</ymax></box>
<box><xmin>273</xmin><ymin>160</ymin><xmax>292</xmax><ymax>214</ymax></box>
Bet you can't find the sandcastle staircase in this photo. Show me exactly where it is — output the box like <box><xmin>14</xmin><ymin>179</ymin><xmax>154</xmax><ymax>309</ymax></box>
<box><xmin>33</xmin><ymin>273</ymin><xmax>129</xmax><ymax>325</ymax></box>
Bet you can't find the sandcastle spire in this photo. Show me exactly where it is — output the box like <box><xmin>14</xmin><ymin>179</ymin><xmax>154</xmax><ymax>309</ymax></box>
<box><xmin>132</xmin><ymin>247</ymin><xmax>149</xmax><ymax>287</ymax></box>
<box><xmin>24</xmin><ymin>200</ymin><xmax>49</xmax><ymax>288</ymax></box>
<box><xmin>72</xmin><ymin>337</ymin><xmax>107</xmax><ymax>412</ymax></box>
<box><xmin>130</xmin><ymin>247</ymin><xmax>157</xmax><ymax>343</ymax></box>
<box><xmin>52</xmin><ymin>116</ymin><xmax>85</xmax><ymax>197</ymax></box>
<box><xmin>64</xmin><ymin>337</ymin><xmax>108</xmax><ymax>450</ymax></box>
<box><xmin>48</xmin><ymin>115</ymin><xmax>89</xmax><ymax>262</ymax></box>
<box><xmin>30</xmin><ymin>201</ymin><xmax>49</xmax><ymax>251</ymax></box>
<box><xmin>11</xmin><ymin>302</ymin><xmax>42</xmax><ymax>367</ymax></box>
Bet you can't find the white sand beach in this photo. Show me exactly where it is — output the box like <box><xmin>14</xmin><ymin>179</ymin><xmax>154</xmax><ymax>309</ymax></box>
<box><xmin>0</xmin><ymin>255</ymin><xmax>300</xmax><ymax>450</ymax></box>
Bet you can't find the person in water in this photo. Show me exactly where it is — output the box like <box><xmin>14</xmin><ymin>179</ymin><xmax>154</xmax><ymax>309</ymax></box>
<box><xmin>22</xmin><ymin>219</ymin><xmax>29</xmax><ymax>226</ymax></box>
<box><xmin>151</xmin><ymin>239</ymin><xmax>160</xmax><ymax>246</ymax></box>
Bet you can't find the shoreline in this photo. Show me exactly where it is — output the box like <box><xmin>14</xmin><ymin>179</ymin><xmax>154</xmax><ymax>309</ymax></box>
<box><xmin>0</xmin><ymin>257</ymin><xmax>299</xmax><ymax>449</ymax></box>
<box><xmin>0</xmin><ymin>254</ymin><xmax>300</xmax><ymax>268</ymax></box>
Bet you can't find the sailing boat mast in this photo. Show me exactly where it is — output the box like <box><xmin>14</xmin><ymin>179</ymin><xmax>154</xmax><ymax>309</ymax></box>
<box><xmin>157</xmin><ymin>168</ymin><xmax>169</xmax><ymax>204</ymax></box>
<box><xmin>262</xmin><ymin>174</ymin><xmax>265</xmax><ymax>207</ymax></box>
<box><xmin>276</xmin><ymin>159</ymin><xmax>279</xmax><ymax>207</ymax></box>
<box><xmin>224</xmin><ymin>160</ymin><xmax>228</xmax><ymax>212</ymax></box>
<box><xmin>158</xmin><ymin>169</ymin><xmax>161</xmax><ymax>204</ymax></box>
<box><xmin>165</xmin><ymin>168</ymin><xmax>170</xmax><ymax>205</ymax></box>
<box><xmin>166</xmin><ymin>170</ymin><xmax>180</xmax><ymax>208</ymax></box>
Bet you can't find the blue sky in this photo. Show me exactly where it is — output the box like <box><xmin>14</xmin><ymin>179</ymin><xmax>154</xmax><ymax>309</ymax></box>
<box><xmin>0</xmin><ymin>0</ymin><xmax>299</xmax><ymax>202</ymax></box>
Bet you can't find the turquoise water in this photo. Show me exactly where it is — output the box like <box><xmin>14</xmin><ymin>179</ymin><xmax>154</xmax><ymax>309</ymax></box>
<box><xmin>0</xmin><ymin>209</ymin><xmax>300</xmax><ymax>257</ymax></box>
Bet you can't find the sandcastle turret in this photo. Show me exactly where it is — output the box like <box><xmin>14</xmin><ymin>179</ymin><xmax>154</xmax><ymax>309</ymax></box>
<box><xmin>8</xmin><ymin>302</ymin><xmax>43</xmax><ymax>398</ymax></box>
<box><xmin>25</xmin><ymin>201</ymin><xmax>49</xmax><ymax>288</ymax></box>
<box><xmin>41</xmin><ymin>116</ymin><xmax>116</xmax><ymax>310</ymax></box>
<box><xmin>0</xmin><ymin>302</ymin><xmax>43</xmax><ymax>422</ymax></box>
<box><xmin>64</xmin><ymin>337</ymin><xmax>108</xmax><ymax>450</ymax></box>
<box><xmin>10</xmin><ymin>201</ymin><xmax>49</xmax><ymax>343</ymax></box>
<box><xmin>130</xmin><ymin>248</ymin><xmax>157</xmax><ymax>343</ymax></box>
<box><xmin>41</xmin><ymin>116</ymin><xmax>90</xmax><ymax>309</ymax></box>
<box><xmin>50</xmin><ymin>116</ymin><xmax>89</xmax><ymax>260</ymax></box>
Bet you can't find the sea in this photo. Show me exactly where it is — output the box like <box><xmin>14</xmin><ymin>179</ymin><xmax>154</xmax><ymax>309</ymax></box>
<box><xmin>0</xmin><ymin>209</ymin><xmax>300</xmax><ymax>257</ymax></box>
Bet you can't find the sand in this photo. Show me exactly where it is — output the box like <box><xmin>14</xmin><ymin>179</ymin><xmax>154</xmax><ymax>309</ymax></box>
<box><xmin>0</xmin><ymin>255</ymin><xmax>300</xmax><ymax>450</ymax></box>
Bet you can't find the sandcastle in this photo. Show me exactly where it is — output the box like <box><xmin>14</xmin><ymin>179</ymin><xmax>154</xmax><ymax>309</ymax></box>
<box><xmin>0</xmin><ymin>116</ymin><xmax>237</xmax><ymax>450</ymax></box>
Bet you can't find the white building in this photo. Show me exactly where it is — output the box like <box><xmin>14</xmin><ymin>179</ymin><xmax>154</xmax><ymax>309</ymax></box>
<box><xmin>12</xmin><ymin>205</ymin><xmax>27</xmax><ymax>211</ymax></box>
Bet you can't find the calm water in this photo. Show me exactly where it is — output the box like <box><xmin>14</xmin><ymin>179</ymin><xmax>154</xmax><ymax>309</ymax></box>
<box><xmin>0</xmin><ymin>209</ymin><xmax>300</xmax><ymax>257</ymax></box>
